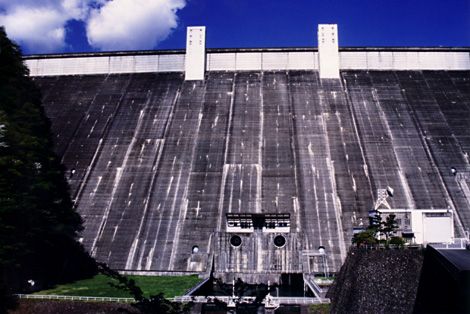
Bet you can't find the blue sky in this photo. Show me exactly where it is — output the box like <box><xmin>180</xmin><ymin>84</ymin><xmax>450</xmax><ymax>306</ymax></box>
<box><xmin>164</xmin><ymin>0</ymin><xmax>470</xmax><ymax>49</ymax></box>
<box><xmin>1</xmin><ymin>0</ymin><xmax>469</xmax><ymax>55</ymax></box>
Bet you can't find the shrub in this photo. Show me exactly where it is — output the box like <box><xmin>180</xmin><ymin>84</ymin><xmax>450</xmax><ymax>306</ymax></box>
<box><xmin>352</xmin><ymin>229</ymin><xmax>377</xmax><ymax>246</ymax></box>
<box><xmin>389</xmin><ymin>236</ymin><xmax>405</xmax><ymax>246</ymax></box>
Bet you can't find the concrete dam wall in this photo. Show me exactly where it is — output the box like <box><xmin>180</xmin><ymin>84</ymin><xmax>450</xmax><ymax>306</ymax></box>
<box><xmin>33</xmin><ymin>69</ymin><xmax>470</xmax><ymax>278</ymax></box>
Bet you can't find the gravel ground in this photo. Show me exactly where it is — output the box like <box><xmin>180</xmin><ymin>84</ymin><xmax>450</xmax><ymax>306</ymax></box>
<box><xmin>327</xmin><ymin>247</ymin><xmax>424</xmax><ymax>314</ymax></box>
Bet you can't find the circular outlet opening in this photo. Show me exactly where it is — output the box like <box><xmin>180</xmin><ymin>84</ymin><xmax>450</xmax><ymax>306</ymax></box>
<box><xmin>274</xmin><ymin>235</ymin><xmax>286</xmax><ymax>248</ymax></box>
<box><xmin>230</xmin><ymin>235</ymin><xmax>242</xmax><ymax>247</ymax></box>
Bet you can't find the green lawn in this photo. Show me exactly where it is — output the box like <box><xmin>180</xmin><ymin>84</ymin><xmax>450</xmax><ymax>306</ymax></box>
<box><xmin>35</xmin><ymin>274</ymin><xmax>201</xmax><ymax>299</ymax></box>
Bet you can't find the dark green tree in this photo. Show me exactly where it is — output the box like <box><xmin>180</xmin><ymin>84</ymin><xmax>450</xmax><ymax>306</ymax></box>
<box><xmin>352</xmin><ymin>229</ymin><xmax>378</xmax><ymax>246</ymax></box>
<box><xmin>353</xmin><ymin>212</ymin><xmax>403</xmax><ymax>246</ymax></box>
<box><xmin>382</xmin><ymin>214</ymin><xmax>399</xmax><ymax>241</ymax></box>
<box><xmin>0</xmin><ymin>27</ymin><xmax>96</xmax><ymax>312</ymax></box>
<box><xmin>353</xmin><ymin>210</ymin><xmax>383</xmax><ymax>246</ymax></box>
<box><xmin>368</xmin><ymin>210</ymin><xmax>382</xmax><ymax>231</ymax></box>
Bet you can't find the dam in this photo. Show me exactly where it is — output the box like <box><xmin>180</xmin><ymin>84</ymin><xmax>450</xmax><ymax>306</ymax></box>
<box><xmin>25</xmin><ymin>25</ymin><xmax>470</xmax><ymax>283</ymax></box>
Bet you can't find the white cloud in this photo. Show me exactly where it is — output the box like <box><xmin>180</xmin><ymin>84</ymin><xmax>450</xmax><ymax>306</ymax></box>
<box><xmin>0</xmin><ymin>0</ymin><xmax>186</xmax><ymax>53</ymax></box>
<box><xmin>62</xmin><ymin>0</ymin><xmax>90</xmax><ymax>20</ymax></box>
<box><xmin>1</xmin><ymin>6</ymin><xmax>65</xmax><ymax>53</ymax></box>
<box><xmin>86</xmin><ymin>0</ymin><xmax>185</xmax><ymax>51</ymax></box>
<box><xmin>0</xmin><ymin>0</ymin><xmax>89</xmax><ymax>53</ymax></box>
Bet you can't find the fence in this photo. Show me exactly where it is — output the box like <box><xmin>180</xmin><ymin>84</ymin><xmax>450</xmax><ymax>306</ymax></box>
<box><xmin>18</xmin><ymin>293</ymin><xmax>325</xmax><ymax>306</ymax></box>
<box><xmin>429</xmin><ymin>238</ymin><xmax>469</xmax><ymax>249</ymax></box>
<box><xmin>15</xmin><ymin>294</ymin><xmax>134</xmax><ymax>303</ymax></box>
<box><xmin>174</xmin><ymin>295</ymin><xmax>323</xmax><ymax>305</ymax></box>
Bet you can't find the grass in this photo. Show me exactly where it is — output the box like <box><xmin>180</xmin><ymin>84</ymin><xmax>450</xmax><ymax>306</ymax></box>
<box><xmin>35</xmin><ymin>274</ymin><xmax>201</xmax><ymax>299</ymax></box>
<box><xmin>309</xmin><ymin>303</ymin><xmax>331</xmax><ymax>314</ymax></box>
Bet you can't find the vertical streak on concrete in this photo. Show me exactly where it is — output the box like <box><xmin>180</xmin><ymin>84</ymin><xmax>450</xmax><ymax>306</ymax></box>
<box><xmin>287</xmin><ymin>71</ymin><xmax>303</xmax><ymax>233</ymax></box>
<box><xmin>257</xmin><ymin>72</ymin><xmax>265</xmax><ymax>214</ymax></box>
<box><xmin>256</xmin><ymin>164</ymin><xmax>262</xmax><ymax>214</ymax></box>
<box><xmin>256</xmin><ymin>233</ymin><xmax>263</xmax><ymax>272</ymax></box>
<box><xmin>153</xmin><ymin>168</ymin><xmax>183</xmax><ymax>268</ymax></box>
<box><xmin>134</xmin><ymin>86</ymin><xmax>181</xmax><ymax>269</ymax></box>
<box><xmin>92</xmin><ymin>165</ymin><xmax>122</xmax><ymax>257</ymax></box>
<box><xmin>60</xmin><ymin>90</ymin><xmax>99</xmax><ymax>165</ymax></box>
<box><xmin>57</xmin><ymin>75</ymin><xmax>108</xmax><ymax>165</ymax></box>
<box><xmin>92</xmin><ymin>94</ymin><xmax>153</xmax><ymax>260</ymax></box>
<box><xmin>320</xmin><ymin>106</ymin><xmax>346</xmax><ymax>268</ymax></box>
<box><xmin>340</xmin><ymin>74</ymin><xmax>375</xmax><ymax>200</ymax></box>
<box><xmin>128</xmin><ymin>81</ymin><xmax>183</xmax><ymax>269</ymax></box>
<box><xmin>75</xmin><ymin>138</ymin><xmax>103</xmax><ymax>203</ymax></box>
<box><xmin>125</xmin><ymin>139</ymin><xmax>165</xmax><ymax>269</ymax></box>
<box><xmin>168</xmin><ymin>181</ymin><xmax>189</xmax><ymax>270</ymax></box>
<box><xmin>328</xmin><ymin>158</ymin><xmax>348</xmax><ymax>263</ymax></box>
<box><xmin>223</xmin><ymin>75</ymin><xmax>236</xmax><ymax>163</ymax></box>
<box><xmin>311</xmin><ymin>164</ymin><xmax>322</xmax><ymax>250</ymax></box>
<box><xmin>93</xmin><ymin>106</ymin><xmax>144</xmax><ymax>250</ymax></box>
<box><xmin>371</xmin><ymin>89</ymin><xmax>415</xmax><ymax>209</ymax></box>
<box><xmin>168</xmin><ymin>111</ymin><xmax>204</xmax><ymax>269</ymax></box>
<box><xmin>217</xmin><ymin>75</ymin><xmax>236</xmax><ymax>232</ymax></box>
<box><xmin>156</xmin><ymin>93</ymin><xmax>206</xmax><ymax>270</ymax></box>
<box><xmin>74</xmin><ymin>76</ymin><xmax>133</xmax><ymax>204</ymax></box>
<box><xmin>217</xmin><ymin>165</ymin><xmax>230</xmax><ymax>231</ymax></box>
<box><xmin>318</xmin><ymin>89</ymin><xmax>348</xmax><ymax>264</ymax></box>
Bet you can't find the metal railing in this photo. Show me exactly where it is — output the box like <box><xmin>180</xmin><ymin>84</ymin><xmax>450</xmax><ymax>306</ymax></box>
<box><xmin>353</xmin><ymin>243</ymin><xmax>422</xmax><ymax>250</ymax></box>
<box><xmin>17</xmin><ymin>293</ymin><xmax>327</xmax><ymax>306</ymax></box>
<box><xmin>274</xmin><ymin>297</ymin><xmax>326</xmax><ymax>305</ymax></box>
<box><xmin>174</xmin><ymin>295</ymin><xmax>324</xmax><ymax>305</ymax></box>
<box><xmin>303</xmin><ymin>274</ymin><xmax>329</xmax><ymax>301</ymax></box>
<box><xmin>429</xmin><ymin>238</ymin><xmax>469</xmax><ymax>249</ymax></box>
<box><xmin>15</xmin><ymin>294</ymin><xmax>134</xmax><ymax>303</ymax></box>
<box><xmin>182</xmin><ymin>277</ymin><xmax>210</xmax><ymax>296</ymax></box>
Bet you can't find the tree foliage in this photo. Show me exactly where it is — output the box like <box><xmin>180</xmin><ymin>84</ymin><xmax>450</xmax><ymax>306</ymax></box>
<box><xmin>352</xmin><ymin>229</ymin><xmax>378</xmax><ymax>246</ymax></box>
<box><xmin>382</xmin><ymin>214</ymin><xmax>399</xmax><ymax>240</ymax></box>
<box><xmin>0</xmin><ymin>27</ymin><xmax>96</xmax><ymax>312</ymax></box>
<box><xmin>353</xmin><ymin>212</ymin><xmax>402</xmax><ymax>246</ymax></box>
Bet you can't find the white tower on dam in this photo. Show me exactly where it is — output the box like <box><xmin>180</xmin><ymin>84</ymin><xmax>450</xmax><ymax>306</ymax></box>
<box><xmin>185</xmin><ymin>26</ymin><xmax>206</xmax><ymax>80</ymax></box>
<box><xmin>318</xmin><ymin>24</ymin><xmax>340</xmax><ymax>79</ymax></box>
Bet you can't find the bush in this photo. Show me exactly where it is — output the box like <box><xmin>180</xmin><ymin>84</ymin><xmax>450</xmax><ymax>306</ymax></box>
<box><xmin>389</xmin><ymin>237</ymin><xmax>405</xmax><ymax>246</ymax></box>
<box><xmin>352</xmin><ymin>229</ymin><xmax>377</xmax><ymax>246</ymax></box>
